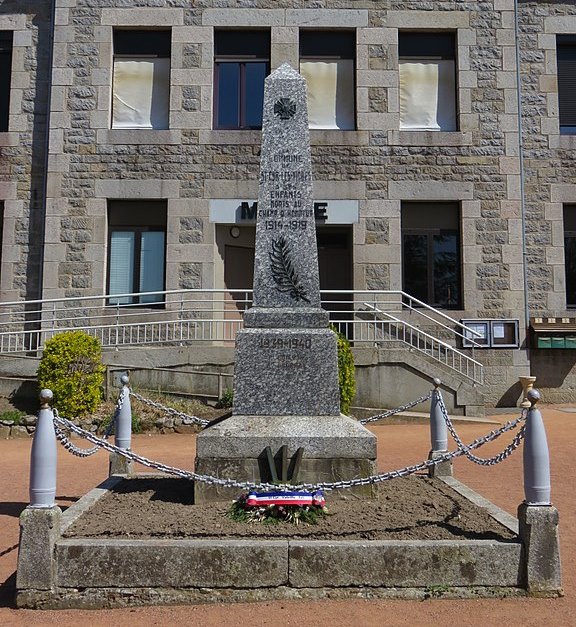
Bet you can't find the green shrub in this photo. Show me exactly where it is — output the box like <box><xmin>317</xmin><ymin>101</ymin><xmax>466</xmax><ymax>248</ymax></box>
<box><xmin>216</xmin><ymin>388</ymin><xmax>234</xmax><ymax>409</ymax></box>
<box><xmin>330</xmin><ymin>324</ymin><xmax>356</xmax><ymax>415</ymax></box>
<box><xmin>37</xmin><ymin>331</ymin><xmax>105</xmax><ymax>419</ymax></box>
<box><xmin>0</xmin><ymin>409</ymin><xmax>26</xmax><ymax>424</ymax></box>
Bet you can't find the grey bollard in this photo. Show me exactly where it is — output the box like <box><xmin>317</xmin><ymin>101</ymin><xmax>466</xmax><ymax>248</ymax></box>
<box><xmin>523</xmin><ymin>389</ymin><xmax>551</xmax><ymax>505</ymax></box>
<box><xmin>115</xmin><ymin>374</ymin><xmax>132</xmax><ymax>450</ymax></box>
<box><xmin>29</xmin><ymin>389</ymin><xmax>57</xmax><ymax>508</ymax></box>
<box><xmin>428</xmin><ymin>379</ymin><xmax>452</xmax><ymax>478</ymax></box>
<box><xmin>430</xmin><ymin>378</ymin><xmax>448</xmax><ymax>452</ymax></box>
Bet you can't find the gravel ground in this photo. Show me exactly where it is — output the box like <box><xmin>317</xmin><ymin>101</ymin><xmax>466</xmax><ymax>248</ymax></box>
<box><xmin>65</xmin><ymin>476</ymin><xmax>515</xmax><ymax>541</ymax></box>
<box><xmin>0</xmin><ymin>406</ymin><xmax>574</xmax><ymax>626</ymax></box>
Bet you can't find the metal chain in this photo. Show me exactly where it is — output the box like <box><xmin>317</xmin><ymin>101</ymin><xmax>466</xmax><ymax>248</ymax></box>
<box><xmin>129</xmin><ymin>391</ymin><xmax>209</xmax><ymax>427</ymax></box>
<box><xmin>435</xmin><ymin>389</ymin><xmax>527</xmax><ymax>465</ymax></box>
<box><xmin>54</xmin><ymin>387</ymin><xmax>127</xmax><ymax>458</ymax></box>
<box><xmin>359</xmin><ymin>391</ymin><xmax>433</xmax><ymax>425</ymax></box>
<box><xmin>51</xmin><ymin>408</ymin><xmax>526</xmax><ymax>492</ymax></box>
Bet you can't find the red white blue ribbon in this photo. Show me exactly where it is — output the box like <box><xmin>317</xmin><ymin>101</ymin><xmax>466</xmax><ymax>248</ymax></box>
<box><xmin>245</xmin><ymin>490</ymin><xmax>326</xmax><ymax>508</ymax></box>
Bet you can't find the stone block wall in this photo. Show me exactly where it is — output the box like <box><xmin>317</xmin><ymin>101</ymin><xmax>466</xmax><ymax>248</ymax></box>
<box><xmin>0</xmin><ymin>1</ymin><xmax>51</xmax><ymax>302</ymax></box>
<box><xmin>39</xmin><ymin>2</ymin><xmax>522</xmax><ymax>313</ymax></box>
<box><xmin>4</xmin><ymin>1</ymin><xmax>576</xmax><ymax>402</ymax></box>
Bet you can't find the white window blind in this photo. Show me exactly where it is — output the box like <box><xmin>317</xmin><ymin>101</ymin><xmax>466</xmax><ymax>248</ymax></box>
<box><xmin>300</xmin><ymin>60</ymin><xmax>355</xmax><ymax>130</ymax></box>
<box><xmin>112</xmin><ymin>58</ymin><xmax>170</xmax><ymax>129</ymax></box>
<box><xmin>109</xmin><ymin>231</ymin><xmax>135</xmax><ymax>304</ymax></box>
<box><xmin>139</xmin><ymin>231</ymin><xmax>165</xmax><ymax>304</ymax></box>
<box><xmin>399</xmin><ymin>60</ymin><xmax>456</xmax><ymax>131</ymax></box>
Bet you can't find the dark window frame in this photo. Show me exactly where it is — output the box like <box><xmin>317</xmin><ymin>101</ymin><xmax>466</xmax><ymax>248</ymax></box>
<box><xmin>0</xmin><ymin>31</ymin><xmax>13</xmax><ymax>132</ymax></box>
<box><xmin>564</xmin><ymin>204</ymin><xmax>576</xmax><ymax>307</ymax></box>
<box><xmin>299</xmin><ymin>29</ymin><xmax>357</xmax><ymax>131</ymax></box>
<box><xmin>401</xmin><ymin>202</ymin><xmax>462</xmax><ymax>310</ymax></box>
<box><xmin>398</xmin><ymin>30</ymin><xmax>459</xmax><ymax>132</ymax></box>
<box><xmin>213</xmin><ymin>30</ymin><xmax>270</xmax><ymax>130</ymax></box>
<box><xmin>111</xmin><ymin>29</ymin><xmax>172</xmax><ymax>130</ymax></box>
<box><xmin>557</xmin><ymin>35</ymin><xmax>576</xmax><ymax>133</ymax></box>
<box><xmin>107</xmin><ymin>201</ymin><xmax>167</xmax><ymax>307</ymax></box>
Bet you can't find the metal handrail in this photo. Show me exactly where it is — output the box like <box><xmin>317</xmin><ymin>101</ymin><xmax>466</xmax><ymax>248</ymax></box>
<box><xmin>362</xmin><ymin>307</ymin><xmax>484</xmax><ymax>384</ymax></box>
<box><xmin>0</xmin><ymin>287</ymin><xmax>484</xmax><ymax>383</ymax></box>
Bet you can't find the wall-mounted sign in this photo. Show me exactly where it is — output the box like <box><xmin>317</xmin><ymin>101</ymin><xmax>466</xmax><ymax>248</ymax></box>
<box><xmin>209</xmin><ymin>199</ymin><xmax>359</xmax><ymax>225</ymax></box>
<box><xmin>461</xmin><ymin>319</ymin><xmax>520</xmax><ymax>349</ymax></box>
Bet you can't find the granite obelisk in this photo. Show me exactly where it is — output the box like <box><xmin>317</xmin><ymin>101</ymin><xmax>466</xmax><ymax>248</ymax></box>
<box><xmin>234</xmin><ymin>63</ymin><xmax>339</xmax><ymax>416</ymax></box>
<box><xmin>194</xmin><ymin>65</ymin><xmax>376</xmax><ymax>501</ymax></box>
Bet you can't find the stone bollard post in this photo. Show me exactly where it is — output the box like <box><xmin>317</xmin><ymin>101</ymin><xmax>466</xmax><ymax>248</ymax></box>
<box><xmin>17</xmin><ymin>389</ymin><xmax>62</xmax><ymax>596</ymax></box>
<box><xmin>109</xmin><ymin>374</ymin><xmax>134</xmax><ymax>477</ymax></box>
<box><xmin>29</xmin><ymin>389</ymin><xmax>57</xmax><ymax>508</ymax></box>
<box><xmin>116</xmin><ymin>374</ymin><xmax>132</xmax><ymax>450</ymax></box>
<box><xmin>517</xmin><ymin>389</ymin><xmax>562</xmax><ymax>596</ymax></box>
<box><xmin>428</xmin><ymin>379</ymin><xmax>452</xmax><ymax>478</ymax></box>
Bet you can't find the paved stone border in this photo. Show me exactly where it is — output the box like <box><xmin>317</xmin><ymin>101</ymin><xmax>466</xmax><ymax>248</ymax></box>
<box><xmin>16</xmin><ymin>473</ymin><xmax>562</xmax><ymax>608</ymax></box>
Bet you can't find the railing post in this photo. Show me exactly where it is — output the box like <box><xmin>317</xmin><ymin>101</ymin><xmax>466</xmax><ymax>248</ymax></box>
<box><xmin>17</xmin><ymin>389</ymin><xmax>62</xmax><ymax>594</ymax></box>
<box><xmin>517</xmin><ymin>389</ymin><xmax>562</xmax><ymax>596</ymax></box>
<box><xmin>109</xmin><ymin>374</ymin><xmax>134</xmax><ymax>477</ymax></box>
<box><xmin>428</xmin><ymin>378</ymin><xmax>452</xmax><ymax>478</ymax></box>
<box><xmin>29</xmin><ymin>389</ymin><xmax>57</xmax><ymax>508</ymax></box>
<box><xmin>115</xmin><ymin>302</ymin><xmax>120</xmax><ymax>350</ymax></box>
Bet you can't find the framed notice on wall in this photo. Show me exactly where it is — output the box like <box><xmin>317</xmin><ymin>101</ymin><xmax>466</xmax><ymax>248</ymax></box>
<box><xmin>461</xmin><ymin>319</ymin><xmax>520</xmax><ymax>349</ymax></box>
<box><xmin>462</xmin><ymin>321</ymin><xmax>489</xmax><ymax>348</ymax></box>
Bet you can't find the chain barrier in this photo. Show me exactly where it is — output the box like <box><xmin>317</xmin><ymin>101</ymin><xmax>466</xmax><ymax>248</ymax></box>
<box><xmin>359</xmin><ymin>392</ymin><xmax>433</xmax><ymax>425</ymax></box>
<box><xmin>129</xmin><ymin>391</ymin><xmax>209</xmax><ymax>427</ymax></box>
<box><xmin>54</xmin><ymin>387</ymin><xmax>127</xmax><ymax>458</ymax></box>
<box><xmin>51</xmin><ymin>408</ymin><xmax>526</xmax><ymax>492</ymax></box>
<box><xmin>435</xmin><ymin>389</ymin><xmax>527</xmax><ymax>465</ymax></box>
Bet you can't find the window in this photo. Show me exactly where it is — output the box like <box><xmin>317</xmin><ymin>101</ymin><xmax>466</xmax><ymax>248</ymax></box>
<box><xmin>214</xmin><ymin>30</ymin><xmax>269</xmax><ymax>130</ymax></box>
<box><xmin>112</xmin><ymin>30</ymin><xmax>171</xmax><ymax>129</ymax></box>
<box><xmin>402</xmin><ymin>202</ymin><xmax>461</xmax><ymax>309</ymax></box>
<box><xmin>299</xmin><ymin>30</ymin><xmax>355</xmax><ymax>130</ymax></box>
<box><xmin>557</xmin><ymin>36</ymin><xmax>576</xmax><ymax>134</ymax></box>
<box><xmin>107</xmin><ymin>201</ymin><xmax>167</xmax><ymax>305</ymax></box>
<box><xmin>0</xmin><ymin>32</ymin><xmax>13</xmax><ymax>132</ymax></box>
<box><xmin>0</xmin><ymin>203</ymin><xmax>3</xmax><ymax>283</ymax></box>
<box><xmin>564</xmin><ymin>205</ymin><xmax>576</xmax><ymax>306</ymax></box>
<box><xmin>399</xmin><ymin>32</ymin><xmax>457</xmax><ymax>131</ymax></box>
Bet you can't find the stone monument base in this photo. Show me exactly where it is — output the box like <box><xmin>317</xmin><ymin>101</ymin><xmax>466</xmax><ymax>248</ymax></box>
<box><xmin>194</xmin><ymin>414</ymin><xmax>377</xmax><ymax>503</ymax></box>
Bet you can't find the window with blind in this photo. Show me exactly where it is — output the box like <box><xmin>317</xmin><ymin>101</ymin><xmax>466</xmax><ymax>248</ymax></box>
<box><xmin>564</xmin><ymin>205</ymin><xmax>576</xmax><ymax>306</ymax></box>
<box><xmin>402</xmin><ymin>202</ymin><xmax>462</xmax><ymax>309</ymax></box>
<box><xmin>0</xmin><ymin>32</ymin><xmax>13</xmax><ymax>132</ymax></box>
<box><xmin>107</xmin><ymin>201</ymin><xmax>167</xmax><ymax>306</ymax></box>
<box><xmin>299</xmin><ymin>30</ymin><xmax>355</xmax><ymax>130</ymax></box>
<box><xmin>399</xmin><ymin>32</ymin><xmax>457</xmax><ymax>131</ymax></box>
<box><xmin>557</xmin><ymin>36</ymin><xmax>576</xmax><ymax>134</ymax></box>
<box><xmin>112</xmin><ymin>30</ymin><xmax>171</xmax><ymax>129</ymax></box>
<box><xmin>214</xmin><ymin>30</ymin><xmax>269</xmax><ymax>130</ymax></box>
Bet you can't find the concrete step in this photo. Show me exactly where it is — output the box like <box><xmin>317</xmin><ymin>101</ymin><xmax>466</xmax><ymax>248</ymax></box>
<box><xmin>351</xmin><ymin>407</ymin><xmax>500</xmax><ymax>426</ymax></box>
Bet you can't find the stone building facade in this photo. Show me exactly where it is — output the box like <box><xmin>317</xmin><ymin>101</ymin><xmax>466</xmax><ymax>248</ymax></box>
<box><xmin>2</xmin><ymin>1</ymin><xmax>576</xmax><ymax>406</ymax></box>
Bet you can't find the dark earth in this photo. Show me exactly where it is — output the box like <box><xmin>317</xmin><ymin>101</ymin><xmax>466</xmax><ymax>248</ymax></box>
<box><xmin>65</xmin><ymin>476</ymin><xmax>515</xmax><ymax>541</ymax></box>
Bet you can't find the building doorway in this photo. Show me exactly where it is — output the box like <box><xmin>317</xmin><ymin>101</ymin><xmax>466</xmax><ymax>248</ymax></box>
<box><xmin>221</xmin><ymin>225</ymin><xmax>353</xmax><ymax>333</ymax></box>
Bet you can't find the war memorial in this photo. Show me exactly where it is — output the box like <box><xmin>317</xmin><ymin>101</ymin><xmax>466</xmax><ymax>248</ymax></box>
<box><xmin>15</xmin><ymin>66</ymin><xmax>562</xmax><ymax>608</ymax></box>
